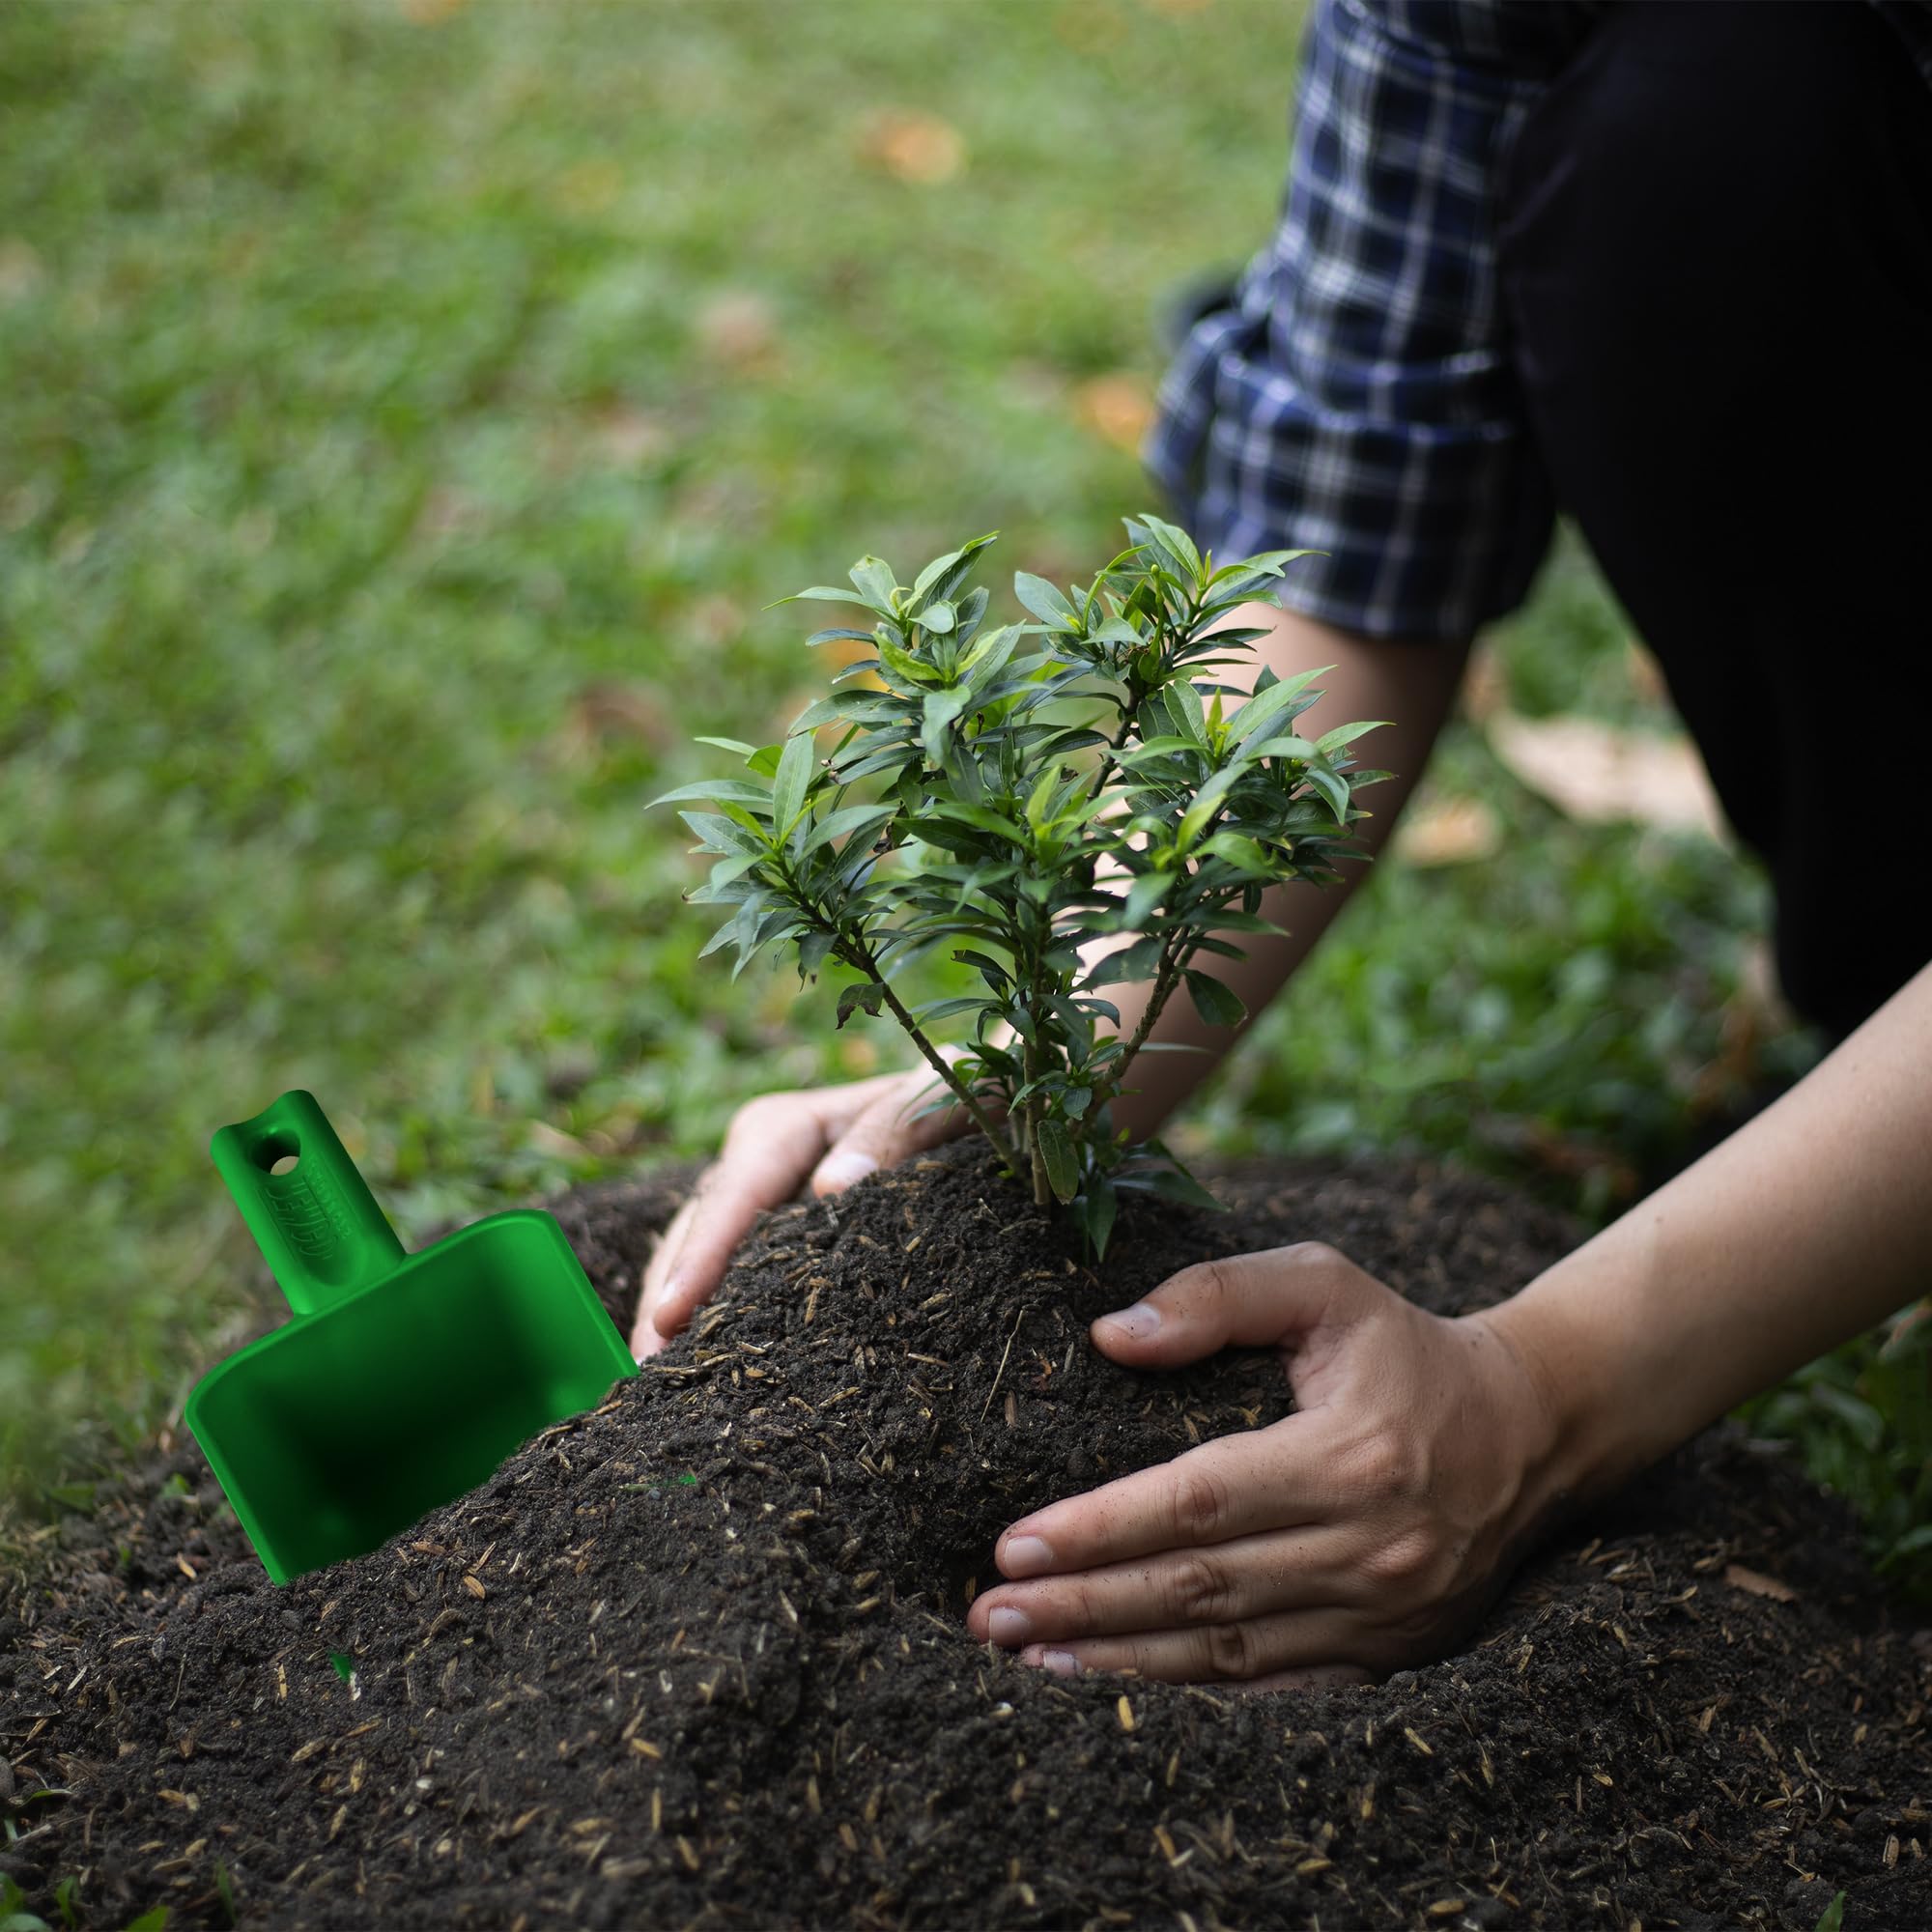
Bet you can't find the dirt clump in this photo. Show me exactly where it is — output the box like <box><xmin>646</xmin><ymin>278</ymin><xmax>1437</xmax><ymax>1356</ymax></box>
<box><xmin>4</xmin><ymin>1140</ymin><xmax>1928</xmax><ymax>1929</ymax></box>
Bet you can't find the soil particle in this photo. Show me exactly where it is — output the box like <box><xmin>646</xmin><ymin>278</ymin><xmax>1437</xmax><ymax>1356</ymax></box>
<box><xmin>5</xmin><ymin>1140</ymin><xmax>1928</xmax><ymax>1929</ymax></box>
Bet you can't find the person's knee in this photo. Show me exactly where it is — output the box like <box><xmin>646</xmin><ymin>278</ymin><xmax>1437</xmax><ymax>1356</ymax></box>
<box><xmin>1499</xmin><ymin>4</ymin><xmax>1910</xmax><ymax>370</ymax></box>
<box><xmin>1774</xmin><ymin>884</ymin><xmax>1932</xmax><ymax>1047</ymax></box>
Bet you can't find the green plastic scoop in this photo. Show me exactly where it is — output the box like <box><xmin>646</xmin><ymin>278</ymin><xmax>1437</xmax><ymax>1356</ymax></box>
<box><xmin>185</xmin><ymin>1090</ymin><xmax>636</xmax><ymax>1584</ymax></box>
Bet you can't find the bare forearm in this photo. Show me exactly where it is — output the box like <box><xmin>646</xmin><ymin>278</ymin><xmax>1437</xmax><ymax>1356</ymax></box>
<box><xmin>1491</xmin><ymin>959</ymin><xmax>1932</xmax><ymax>1508</ymax></box>
<box><xmin>1101</xmin><ymin>604</ymin><xmax>1469</xmax><ymax>1138</ymax></box>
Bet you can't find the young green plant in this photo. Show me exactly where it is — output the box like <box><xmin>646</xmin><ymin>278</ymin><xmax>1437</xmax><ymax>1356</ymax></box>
<box><xmin>655</xmin><ymin>516</ymin><xmax>1387</xmax><ymax>1256</ymax></box>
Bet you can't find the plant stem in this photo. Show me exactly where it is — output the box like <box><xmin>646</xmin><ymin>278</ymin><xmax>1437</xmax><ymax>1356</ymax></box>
<box><xmin>771</xmin><ymin>850</ymin><xmax>1023</xmax><ymax>1179</ymax></box>
<box><xmin>1106</xmin><ymin>928</ymin><xmax>1187</xmax><ymax>1100</ymax></box>
<box><xmin>838</xmin><ymin>933</ymin><xmax>1024</xmax><ymax>1179</ymax></box>
<box><xmin>1021</xmin><ymin>946</ymin><xmax>1051</xmax><ymax>1208</ymax></box>
<box><xmin>1104</xmin><ymin>751</ymin><xmax>1242</xmax><ymax>1104</ymax></box>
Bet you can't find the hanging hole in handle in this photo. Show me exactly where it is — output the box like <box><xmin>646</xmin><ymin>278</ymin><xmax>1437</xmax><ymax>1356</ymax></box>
<box><xmin>253</xmin><ymin>1130</ymin><xmax>301</xmax><ymax>1178</ymax></box>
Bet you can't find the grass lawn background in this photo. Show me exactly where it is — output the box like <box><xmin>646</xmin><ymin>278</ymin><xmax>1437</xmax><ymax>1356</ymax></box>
<box><xmin>3</xmin><ymin>0</ymin><xmax>1920</xmax><ymax>1589</ymax></box>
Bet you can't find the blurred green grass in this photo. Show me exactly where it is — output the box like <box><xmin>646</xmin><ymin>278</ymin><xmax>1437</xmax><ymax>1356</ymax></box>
<box><xmin>2</xmin><ymin>0</ymin><xmax>1915</xmax><ymax>1590</ymax></box>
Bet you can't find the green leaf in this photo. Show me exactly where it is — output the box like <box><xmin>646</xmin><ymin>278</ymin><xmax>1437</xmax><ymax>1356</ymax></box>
<box><xmin>921</xmin><ymin>687</ymin><xmax>972</xmax><ymax>763</ymax></box>
<box><xmin>952</xmin><ymin>949</ymin><xmax>1012</xmax><ymax>990</ymax></box>
<box><xmin>953</xmin><ymin>584</ymin><xmax>991</xmax><ymax>639</ymax></box>
<box><xmin>692</xmin><ymin>851</ymin><xmax>764</xmax><ymax>895</ymax></box>
<box><xmin>1233</xmin><ymin>668</ymin><xmax>1323</xmax><ymax>742</ymax></box>
<box><xmin>773</xmin><ymin>584</ymin><xmax>872</xmax><ymax>609</ymax></box>
<box><xmin>1197</xmin><ymin>831</ymin><xmax>1274</xmax><ymax>876</ymax></box>
<box><xmin>1115</xmin><ymin>735</ymin><xmax>1202</xmax><ymax>766</ymax></box>
<box><xmin>1118</xmin><ymin>1148</ymin><xmax>1221</xmax><ymax>1210</ymax></box>
<box><xmin>1880</xmin><ymin>1522</ymin><xmax>1932</xmax><ymax>1562</ymax></box>
<box><xmin>797</xmin><ymin>928</ymin><xmax>837</xmax><ymax>980</ymax></box>
<box><xmin>1178</xmin><ymin>766</ymin><xmax>1240</xmax><ymax>846</ymax></box>
<box><xmin>1078</xmin><ymin>1173</ymin><xmax>1118</xmax><ymax>1260</ymax></box>
<box><xmin>1083</xmin><ymin>932</ymin><xmax>1165</xmax><ymax>985</ymax></box>
<box><xmin>678</xmin><ymin>810</ymin><xmax>763</xmax><ymax>856</ymax></box>
<box><xmin>1184</xmin><ymin>969</ymin><xmax>1247</xmax><ymax>1029</ymax></box>
<box><xmin>1127</xmin><ymin>510</ymin><xmax>1202</xmax><ymax>578</ymax></box>
<box><xmin>960</xmin><ymin>623</ymin><xmax>1022</xmax><ymax>691</ymax></box>
<box><xmin>1012</xmin><ymin>571</ymin><xmax>1077</xmax><ymax>628</ymax></box>
<box><xmin>1240</xmin><ymin>734</ymin><xmax>1318</xmax><ymax>763</ymax></box>
<box><xmin>875</xmin><ymin>629</ymin><xmax>934</xmax><ymax>690</ymax></box>
<box><xmin>836</xmin><ymin>981</ymin><xmax>887</xmax><ymax>1029</ymax></box>
<box><xmin>804</xmin><ymin>629</ymin><xmax>875</xmax><ymax>648</ymax></box>
<box><xmin>849</xmin><ymin>555</ymin><xmax>898</xmax><ymax>611</ymax></box>
<box><xmin>1317</xmin><ymin>720</ymin><xmax>1386</xmax><ymax>755</ymax></box>
<box><xmin>908</xmin><ymin>995</ymin><xmax>991</xmax><ymax>1027</ymax></box>
<box><xmin>0</xmin><ymin>1874</ymin><xmax>52</xmax><ymax>1932</ymax></box>
<box><xmin>647</xmin><ymin>779</ymin><xmax>771</xmax><ymax>810</ymax></box>
<box><xmin>834</xmin><ymin>742</ymin><xmax>923</xmax><ymax>785</ymax></box>
<box><xmin>786</xmin><ymin>696</ymin><xmax>854</xmax><ymax>734</ymax></box>
<box><xmin>697</xmin><ymin>899</ymin><xmax>756</xmax><ymax>960</ymax></box>
<box><xmin>691</xmin><ymin>735</ymin><xmax>759</xmax><ymax>756</ymax></box>
<box><xmin>1306</xmin><ymin>762</ymin><xmax>1351</xmax><ymax>827</ymax></box>
<box><xmin>125</xmin><ymin>1913</ymin><xmax>171</xmax><ymax>1932</ymax></box>
<box><xmin>1208</xmin><ymin>547</ymin><xmax>1319</xmax><ymax>584</ymax></box>
<box><xmin>1811</xmin><ymin>1893</ymin><xmax>1846</xmax><ymax>1932</ymax></box>
<box><xmin>771</xmin><ymin>730</ymin><xmax>815</xmax><ymax>833</ymax></box>
<box><xmin>910</xmin><ymin>531</ymin><xmax>997</xmax><ymax>609</ymax></box>
<box><xmin>923</xmin><ymin>799</ymin><xmax>1028</xmax><ymax>845</ymax></box>
<box><xmin>1035</xmin><ymin>1117</ymin><xmax>1079</xmax><ymax>1204</ymax></box>
<box><xmin>729</xmin><ymin>903</ymin><xmax>796</xmax><ymax>980</ymax></box>
<box><xmin>1122</xmin><ymin>871</ymin><xmax>1169</xmax><ymax>929</ymax></box>
<box><xmin>1809</xmin><ymin>1382</ymin><xmax>1887</xmax><ymax>1453</ymax></box>
<box><xmin>1168</xmin><ymin>677</ymin><xmax>1207</xmax><ymax>746</ymax></box>
<box><xmin>802</xmin><ymin>804</ymin><xmax>896</xmax><ymax>856</ymax></box>
<box><xmin>1024</xmin><ymin>763</ymin><xmax>1063</xmax><ymax>831</ymax></box>
<box><xmin>919</xmin><ymin>599</ymin><xmax>956</xmax><ymax>634</ymax></box>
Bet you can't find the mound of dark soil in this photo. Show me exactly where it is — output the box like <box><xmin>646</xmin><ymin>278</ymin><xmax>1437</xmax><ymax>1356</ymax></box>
<box><xmin>4</xmin><ymin>1143</ymin><xmax>1928</xmax><ymax>1930</ymax></box>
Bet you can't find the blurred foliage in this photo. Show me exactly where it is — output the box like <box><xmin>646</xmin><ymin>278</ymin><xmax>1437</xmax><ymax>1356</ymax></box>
<box><xmin>1741</xmin><ymin>1304</ymin><xmax>1932</xmax><ymax>1605</ymax></box>
<box><xmin>0</xmin><ymin>0</ymin><xmax>1917</xmax><ymax>1597</ymax></box>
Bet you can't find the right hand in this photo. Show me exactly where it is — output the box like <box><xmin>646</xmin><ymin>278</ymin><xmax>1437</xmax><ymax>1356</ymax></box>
<box><xmin>631</xmin><ymin>1061</ymin><xmax>976</xmax><ymax>1357</ymax></box>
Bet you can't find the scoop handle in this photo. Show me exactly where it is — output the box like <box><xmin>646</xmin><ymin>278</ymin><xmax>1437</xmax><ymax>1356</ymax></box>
<box><xmin>211</xmin><ymin>1090</ymin><xmax>407</xmax><ymax>1318</ymax></box>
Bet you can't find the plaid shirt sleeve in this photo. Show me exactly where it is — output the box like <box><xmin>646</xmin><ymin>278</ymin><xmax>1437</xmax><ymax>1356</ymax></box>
<box><xmin>1145</xmin><ymin>0</ymin><xmax>1591</xmax><ymax>642</ymax></box>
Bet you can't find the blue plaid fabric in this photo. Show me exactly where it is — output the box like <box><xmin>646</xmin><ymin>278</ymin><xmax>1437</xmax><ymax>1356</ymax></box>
<box><xmin>1147</xmin><ymin>0</ymin><xmax>1932</xmax><ymax>642</ymax></box>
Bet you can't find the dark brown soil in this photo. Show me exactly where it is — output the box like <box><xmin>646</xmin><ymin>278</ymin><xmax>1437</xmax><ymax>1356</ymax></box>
<box><xmin>5</xmin><ymin>1142</ymin><xmax>1929</xmax><ymax>1930</ymax></box>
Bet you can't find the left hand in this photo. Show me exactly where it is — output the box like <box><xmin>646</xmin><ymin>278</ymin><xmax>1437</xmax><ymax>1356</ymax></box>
<box><xmin>964</xmin><ymin>1242</ymin><xmax>1564</xmax><ymax>1688</ymax></box>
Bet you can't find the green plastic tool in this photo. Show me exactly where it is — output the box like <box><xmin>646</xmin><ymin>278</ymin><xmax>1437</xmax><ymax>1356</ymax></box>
<box><xmin>185</xmin><ymin>1090</ymin><xmax>636</xmax><ymax>1584</ymax></box>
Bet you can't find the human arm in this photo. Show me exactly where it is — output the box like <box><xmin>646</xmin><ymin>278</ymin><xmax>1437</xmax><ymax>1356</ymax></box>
<box><xmin>966</xmin><ymin>960</ymin><xmax>1932</xmax><ymax>1684</ymax></box>
<box><xmin>1488</xmin><ymin>954</ymin><xmax>1932</xmax><ymax>1504</ymax></box>
<box><xmin>630</xmin><ymin>604</ymin><xmax>1466</xmax><ymax>1354</ymax></box>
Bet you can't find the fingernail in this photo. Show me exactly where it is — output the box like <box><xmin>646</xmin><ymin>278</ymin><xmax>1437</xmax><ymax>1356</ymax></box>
<box><xmin>1037</xmin><ymin>1649</ymin><xmax>1079</xmax><ymax>1678</ymax></box>
<box><xmin>987</xmin><ymin>1607</ymin><xmax>1032</xmax><ymax>1646</ymax></box>
<box><xmin>1001</xmin><ymin>1534</ymin><xmax>1053</xmax><ymax>1577</ymax></box>
<box><xmin>814</xmin><ymin>1151</ymin><xmax>877</xmax><ymax>1192</ymax></box>
<box><xmin>1097</xmin><ymin>1300</ymin><xmax>1161</xmax><ymax>1341</ymax></box>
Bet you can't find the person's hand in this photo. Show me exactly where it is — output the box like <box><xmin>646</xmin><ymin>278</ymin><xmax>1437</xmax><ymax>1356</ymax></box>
<box><xmin>632</xmin><ymin>1062</ymin><xmax>975</xmax><ymax>1358</ymax></box>
<box><xmin>964</xmin><ymin>1243</ymin><xmax>1564</xmax><ymax>1688</ymax></box>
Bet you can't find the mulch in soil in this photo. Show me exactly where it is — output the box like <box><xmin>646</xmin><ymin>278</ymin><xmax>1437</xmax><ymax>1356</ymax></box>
<box><xmin>4</xmin><ymin>1139</ymin><xmax>1929</xmax><ymax>1931</ymax></box>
